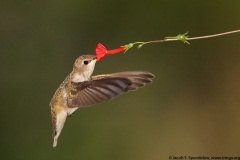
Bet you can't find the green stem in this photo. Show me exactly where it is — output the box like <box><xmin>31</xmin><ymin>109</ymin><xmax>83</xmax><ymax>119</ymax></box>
<box><xmin>123</xmin><ymin>29</ymin><xmax>240</xmax><ymax>52</ymax></box>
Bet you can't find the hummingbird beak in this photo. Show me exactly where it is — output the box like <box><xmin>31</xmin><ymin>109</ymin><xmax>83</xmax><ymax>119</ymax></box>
<box><xmin>88</xmin><ymin>55</ymin><xmax>97</xmax><ymax>62</ymax></box>
<box><xmin>92</xmin><ymin>56</ymin><xmax>97</xmax><ymax>60</ymax></box>
<box><xmin>92</xmin><ymin>56</ymin><xmax>97</xmax><ymax>63</ymax></box>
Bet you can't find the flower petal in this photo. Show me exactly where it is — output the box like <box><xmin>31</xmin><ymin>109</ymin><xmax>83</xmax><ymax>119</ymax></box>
<box><xmin>107</xmin><ymin>47</ymin><xmax>125</xmax><ymax>54</ymax></box>
<box><xmin>95</xmin><ymin>43</ymin><xmax>126</xmax><ymax>61</ymax></box>
<box><xmin>95</xmin><ymin>43</ymin><xmax>108</xmax><ymax>61</ymax></box>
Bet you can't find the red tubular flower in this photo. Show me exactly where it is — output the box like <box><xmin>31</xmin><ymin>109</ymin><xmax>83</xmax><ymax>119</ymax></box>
<box><xmin>95</xmin><ymin>43</ymin><xmax>126</xmax><ymax>61</ymax></box>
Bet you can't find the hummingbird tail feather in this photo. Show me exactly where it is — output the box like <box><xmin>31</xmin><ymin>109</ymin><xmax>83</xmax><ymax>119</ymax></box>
<box><xmin>51</xmin><ymin>107</ymin><xmax>68</xmax><ymax>148</ymax></box>
<box><xmin>53</xmin><ymin>137</ymin><xmax>58</xmax><ymax>147</ymax></box>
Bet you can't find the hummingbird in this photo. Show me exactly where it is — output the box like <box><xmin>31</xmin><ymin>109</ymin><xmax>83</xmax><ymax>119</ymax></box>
<box><xmin>50</xmin><ymin>55</ymin><xmax>154</xmax><ymax>147</ymax></box>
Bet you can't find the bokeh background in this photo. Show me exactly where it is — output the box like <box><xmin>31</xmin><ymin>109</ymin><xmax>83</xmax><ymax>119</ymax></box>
<box><xmin>1</xmin><ymin>0</ymin><xmax>240</xmax><ymax>159</ymax></box>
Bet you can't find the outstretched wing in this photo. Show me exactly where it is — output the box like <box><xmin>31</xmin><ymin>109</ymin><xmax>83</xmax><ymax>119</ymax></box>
<box><xmin>67</xmin><ymin>71</ymin><xmax>154</xmax><ymax>108</ymax></box>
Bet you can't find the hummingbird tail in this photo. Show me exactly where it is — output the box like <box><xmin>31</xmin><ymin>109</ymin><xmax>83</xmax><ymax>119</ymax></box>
<box><xmin>53</xmin><ymin>137</ymin><xmax>58</xmax><ymax>147</ymax></box>
<box><xmin>51</xmin><ymin>107</ymin><xmax>68</xmax><ymax>148</ymax></box>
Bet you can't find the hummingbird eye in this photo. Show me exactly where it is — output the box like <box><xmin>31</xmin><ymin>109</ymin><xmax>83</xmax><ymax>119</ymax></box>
<box><xmin>83</xmin><ymin>60</ymin><xmax>89</xmax><ymax>65</ymax></box>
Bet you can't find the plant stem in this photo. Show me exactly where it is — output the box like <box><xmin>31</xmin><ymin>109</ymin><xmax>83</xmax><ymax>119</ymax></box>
<box><xmin>123</xmin><ymin>29</ymin><xmax>240</xmax><ymax>52</ymax></box>
<box><xmin>144</xmin><ymin>29</ymin><xmax>240</xmax><ymax>44</ymax></box>
<box><xmin>186</xmin><ymin>29</ymin><xmax>240</xmax><ymax>41</ymax></box>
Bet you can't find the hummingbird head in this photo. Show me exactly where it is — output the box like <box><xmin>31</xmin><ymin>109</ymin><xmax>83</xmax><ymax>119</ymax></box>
<box><xmin>73</xmin><ymin>55</ymin><xmax>97</xmax><ymax>80</ymax></box>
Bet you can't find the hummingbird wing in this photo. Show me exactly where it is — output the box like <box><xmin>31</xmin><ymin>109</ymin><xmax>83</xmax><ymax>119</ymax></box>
<box><xmin>67</xmin><ymin>71</ymin><xmax>154</xmax><ymax>108</ymax></box>
<box><xmin>102</xmin><ymin>71</ymin><xmax>154</xmax><ymax>90</ymax></box>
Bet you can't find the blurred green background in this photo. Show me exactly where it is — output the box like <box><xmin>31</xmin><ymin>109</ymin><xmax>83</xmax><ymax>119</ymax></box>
<box><xmin>1</xmin><ymin>0</ymin><xmax>240</xmax><ymax>159</ymax></box>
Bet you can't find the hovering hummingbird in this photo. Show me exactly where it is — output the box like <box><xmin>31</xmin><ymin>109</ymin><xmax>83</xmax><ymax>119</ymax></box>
<box><xmin>50</xmin><ymin>55</ymin><xmax>154</xmax><ymax>147</ymax></box>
